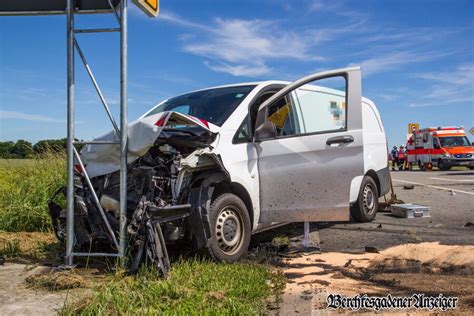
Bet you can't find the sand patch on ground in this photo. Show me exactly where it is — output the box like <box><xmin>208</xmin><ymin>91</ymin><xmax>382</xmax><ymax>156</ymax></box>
<box><xmin>278</xmin><ymin>242</ymin><xmax>474</xmax><ymax>314</ymax></box>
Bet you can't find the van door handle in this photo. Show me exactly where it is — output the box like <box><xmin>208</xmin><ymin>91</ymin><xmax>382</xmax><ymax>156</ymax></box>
<box><xmin>326</xmin><ymin>135</ymin><xmax>354</xmax><ymax>146</ymax></box>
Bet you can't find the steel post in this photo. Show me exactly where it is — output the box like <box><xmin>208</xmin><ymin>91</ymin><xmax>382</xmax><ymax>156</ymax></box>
<box><xmin>65</xmin><ymin>0</ymin><xmax>75</xmax><ymax>266</ymax></box>
<box><xmin>118</xmin><ymin>0</ymin><xmax>128</xmax><ymax>261</ymax></box>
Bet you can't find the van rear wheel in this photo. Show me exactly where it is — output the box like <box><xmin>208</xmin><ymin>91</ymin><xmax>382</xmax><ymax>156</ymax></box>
<box><xmin>351</xmin><ymin>176</ymin><xmax>379</xmax><ymax>223</ymax></box>
<box><xmin>207</xmin><ymin>193</ymin><xmax>251</xmax><ymax>263</ymax></box>
<box><xmin>438</xmin><ymin>159</ymin><xmax>450</xmax><ymax>171</ymax></box>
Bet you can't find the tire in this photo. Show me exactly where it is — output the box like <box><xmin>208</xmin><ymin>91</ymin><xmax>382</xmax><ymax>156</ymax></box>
<box><xmin>350</xmin><ymin>176</ymin><xmax>379</xmax><ymax>223</ymax></box>
<box><xmin>207</xmin><ymin>193</ymin><xmax>251</xmax><ymax>262</ymax></box>
<box><xmin>438</xmin><ymin>159</ymin><xmax>450</xmax><ymax>171</ymax></box>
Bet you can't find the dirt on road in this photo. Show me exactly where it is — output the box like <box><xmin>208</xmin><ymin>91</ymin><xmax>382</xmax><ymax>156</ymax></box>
<box><xmin>277</xmin><ymin>242</ymin><xmax>474</xmax><ymax>315</ymax></box>
<box><xmin>0</xmin><ymin>263</ymin><xmax>82</xmax><ymax>316</ymax></box>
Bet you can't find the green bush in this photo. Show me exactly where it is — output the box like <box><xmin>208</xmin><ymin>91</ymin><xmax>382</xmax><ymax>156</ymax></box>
<box><xmin>0</xmin><ymin>152</ymin><xmax>66</xmax><ymax>231</ymax></box>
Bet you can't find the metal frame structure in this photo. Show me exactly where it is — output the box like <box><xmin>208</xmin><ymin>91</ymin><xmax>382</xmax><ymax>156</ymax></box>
<box><xmin>0</xmin><ymin>0</ymin><xmax>129</xmax><ymax>266</ymax></box>
<box><xmin>65</xmin><ymin>0</ymin><xmax>128</xmax><ymax>266</ymax></box>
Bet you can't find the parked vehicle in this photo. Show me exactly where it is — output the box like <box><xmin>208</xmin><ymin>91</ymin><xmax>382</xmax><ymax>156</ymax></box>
<box><xmin>406</xmin><ymin>127</ymin><xmax>474</xmax><ymax>170</ymax></box>
<box><xmin>49</xmin><ymin>67</ymin><xmax>390</xmax><ymax>266</ymax></box>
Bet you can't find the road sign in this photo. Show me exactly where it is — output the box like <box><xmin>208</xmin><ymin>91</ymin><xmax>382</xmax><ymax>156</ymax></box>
<box><xmin>470</xmin><ymin>127</ymin><xmax>474</xmax><ymax>135</ymax></box>
<box><xmin>408</xmin><ymin>123</ymin><xmax>419</xmax><ymax>134</ymax></box>
<box><xmin>0</xmin><ymin>0</ymin><xmax>120</xmax><ymax>16</ymax></box>
<box><xmin>132</xmin><ymin>0</ymin><xmax>159</xmax><ymax>17</ymax></box>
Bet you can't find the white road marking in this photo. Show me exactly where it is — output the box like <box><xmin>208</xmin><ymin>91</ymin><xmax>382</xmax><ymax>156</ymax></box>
<box><xmin>430</xmin><ymin>177</ymin><xmax>474</xmax><ymax>182</ymax></box>
<box><xmin>393</xmin><ymin>179</ymin><xmax>474</xmax><ymax>196</ymax></box>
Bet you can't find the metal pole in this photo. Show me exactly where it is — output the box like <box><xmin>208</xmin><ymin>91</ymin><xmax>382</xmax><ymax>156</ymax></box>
<box><xmin>74</xmin><ymin>38</ymin><xmax>120</xmax><ymax>135</ymax></box>
<box><xmin>65</xmin><ymin>0</ymin><xmax>75</xmax><ymax>266</ymax></box>
<box><xmin>302</xmin><ymin>221</ymin><xmax>310</xmax><ymax>248</ymax></box>
<box><xmin>73</xmin><ymin>148</ymin><xmax>120</xmax><ymax>249</ymax></box>
<box><xmin>118</xmin><ymin>0</ymin><xmax>128</xmax><ymax>262</ymax></box>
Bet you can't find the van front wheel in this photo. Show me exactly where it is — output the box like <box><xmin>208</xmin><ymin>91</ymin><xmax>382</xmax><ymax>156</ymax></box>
<box><xmin>207</xmin><ymin>193</ymin><xmax>251</xmax><ymax>262</ymax></box>
<box><xmin>351</xmin><ymin>176</ymin><xmax>379</xmax><ymax>223</ymax></box>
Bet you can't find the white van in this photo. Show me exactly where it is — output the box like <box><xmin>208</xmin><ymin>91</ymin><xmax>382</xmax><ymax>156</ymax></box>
<box><xmin>54</xmin><ymin>67</ymin><xmax>390</xmax><ymax>264</ymax></box>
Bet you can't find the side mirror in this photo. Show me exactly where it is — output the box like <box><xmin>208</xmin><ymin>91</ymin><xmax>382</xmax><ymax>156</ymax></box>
<box><xmin>254</xmin><ymin>120</ymin><xmax>277</xmax><ymax>142</ymax></box>
<box><xmin>433</xmin><ymin>143</ymin><xmax>440</xmax><ymax>149</ymax></box>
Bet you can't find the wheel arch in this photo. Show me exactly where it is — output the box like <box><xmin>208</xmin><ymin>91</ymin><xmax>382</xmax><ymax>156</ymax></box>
<box><xmin>365</xmin><ymin>169</ymin><xmax>381</xmax><ymax>196</ymax></box>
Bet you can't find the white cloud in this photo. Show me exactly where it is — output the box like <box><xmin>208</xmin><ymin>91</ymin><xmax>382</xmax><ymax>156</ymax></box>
<box><xmin>409</xmin><ymin>64</ymin><xmax>474</xmax><ymax>107</ymax></box>
<box><xmin>415</xmin><ymin>64</ymin><xmax>474</xmax><ymax>86</ymax></box>
<box><xmin>204</xmin><ymin>61</ymin><xmax>272</xmax><ymax>77</ymax></box>
<box><xmin>351</xmin><ymin>51</ymin><xmax>443</xmax><ymax>77</ymax></box>
<box><xmin>159</xmin><ymin>12</ymin><xmax>213</xmax><ymax>32</ymax></box>
<box><xmin>160</xmin><ymin>13</ymin><xmax>326</xmax><ymax>77</ymax></box>
<box><xmin>0</xmin><ymin>110</ymin><xmax>65</xmax><ymax>123</ymax></box>
<box><xmin>158</xmin><ymin>5</ymin><xmax>462</xmax><ymax>80</ymax></box>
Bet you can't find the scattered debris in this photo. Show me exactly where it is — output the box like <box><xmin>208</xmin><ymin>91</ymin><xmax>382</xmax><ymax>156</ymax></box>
<box><xmin>25</xmin><ymin>269</ymin><xmax>91</xmax><ymax>291</ymax></box>
<box><xmin>0</xmin><ymin>256</ymin><xmax>4</xmax><ymax>265</ymax></box>
<box><xmin>378</xmin><ymin>176</ymin><xmax>405</xmax><ymax>211</ymax></box>
<box><xmin>465</xmin><ymin>222</ymin><xmax>473</xmax><ymax>228</ymax></box>
<box><xmin>390</xmin><ymin>204</ymin><xmax>431</xmax><ymax>218</ymax></box>
<box><xmin>364</xmin><ymin>246</ymin><xmax>379</xmax><ymax>253</ymax></box>
<box><xmin>403</xmin><ymin>184</ymin><xmax>414</xmax><ymax>190</ymax></box>
<box><xmin>300</xmin><ymin>289</ymin><xmax>313</xmax><ymax>300</ymax></box>
<box><xmin>280</xmin><ymin>243</ymin><xmax>474</xmax><ymax>314</ymax></box>
<box><xmin>451</xmin><ymin>190</ymin><xmax>456</xmax><ymax>196</ymax></box>
<box><xmin>377</xmin><ymin>223</ymin><xmax>382</xmax><ymax>228</ymax></box>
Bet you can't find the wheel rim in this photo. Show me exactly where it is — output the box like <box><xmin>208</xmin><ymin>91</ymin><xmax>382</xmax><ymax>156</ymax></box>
<box><xmin>215</xmin><ymin>206</ymin><xmax>243</xmax><ymax>255</ymax></box>
<box><xmin>363</xmin><ymin>184</ymin><xmax>376</xmax><ymax>214</ymax></box>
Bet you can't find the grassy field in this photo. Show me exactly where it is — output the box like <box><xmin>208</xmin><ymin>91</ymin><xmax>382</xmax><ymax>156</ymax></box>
<box><xmin>0</xmin><ymin>157</ymin><xmax>286</xmax><ymax>314</ymax></box>
<box><xmin>0</xmin><ymin>155</ymin><xmax>65</xmax><ymax>232</ymax></box>
<box><xmin>61</xmin><ymin>261</ymin><xmax>285</xmax><ymax>315</ymax></box>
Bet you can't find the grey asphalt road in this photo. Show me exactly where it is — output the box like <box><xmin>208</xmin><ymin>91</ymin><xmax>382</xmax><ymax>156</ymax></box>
<box><xmin>317</xmin><ymin>169</ymin><xmax>474</xmax><ymax>252</ymax></box>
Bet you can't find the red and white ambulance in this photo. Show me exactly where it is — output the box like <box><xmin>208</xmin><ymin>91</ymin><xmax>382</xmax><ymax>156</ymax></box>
<box><xmin>406</xmin><ymin>127</ymin><xmax>474</xmax><ymax>170</ymax></box>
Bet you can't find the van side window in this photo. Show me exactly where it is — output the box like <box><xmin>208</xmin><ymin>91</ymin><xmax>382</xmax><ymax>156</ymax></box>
<box><xmin>294</xmin><ymin>76</ymin><xmax>347</xmax><ymax>134</ymax></box>
<box><xmin>267</xmin><ymin>95</ymin><xmax>301</xmax><ymax>137</ymax></box>
<box><xmin>233</xmin><ymin>115</ymin><xmax>251</xmax><ymax>144</ymax></box>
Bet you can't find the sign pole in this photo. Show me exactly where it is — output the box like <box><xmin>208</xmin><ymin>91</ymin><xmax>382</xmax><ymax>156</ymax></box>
<box><xmin>65</xmin><ymin>0</ymin><xmax>75</xmax><ymax>267</ymax></box>
<box><xmin>119</xmin><ymin>0</ymin><xmax>128</xmax><ymax>262</ymax></box>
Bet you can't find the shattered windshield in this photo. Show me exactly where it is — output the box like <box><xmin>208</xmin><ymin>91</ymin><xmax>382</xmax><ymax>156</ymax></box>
<box><xmin>439</xmin><ymin>136</ymin><xmax>471</xmax><ymax>147</ymax></box>
<box><xmin>145</xmin><ymin>85</ymin><xmax>256</xmax><ymax>126</ymax></box>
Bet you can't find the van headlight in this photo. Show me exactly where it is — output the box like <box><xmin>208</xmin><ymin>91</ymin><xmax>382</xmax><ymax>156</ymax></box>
<box><xmin>444</xmin><ymin>153</ymin><xmax>452</xmax><ymax>158</ymax></box>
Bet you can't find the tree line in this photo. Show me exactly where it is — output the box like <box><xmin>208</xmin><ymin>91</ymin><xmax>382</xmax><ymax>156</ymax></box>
<box><xmin>0</xmin><ymin>139</ymin><xmax>84</xmax><ymax>158</ymax></box>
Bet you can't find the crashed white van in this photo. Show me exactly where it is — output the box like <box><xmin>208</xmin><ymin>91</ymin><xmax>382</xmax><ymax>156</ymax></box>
<box><xmin>50</xmin><ymin>67</ymin><xmax>390</xmax><ymax>265</ymax></box>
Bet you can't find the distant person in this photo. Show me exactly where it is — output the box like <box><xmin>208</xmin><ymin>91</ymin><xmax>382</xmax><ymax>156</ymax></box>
<box><xmin>398</xmin><ymin>145</ymin><xmax>406</xmax><ymax>170</ymax></box>
<box><xmin>391</xmin><ymin>145</ymin><xmax>399</xmax><ymax>171</ymax></box>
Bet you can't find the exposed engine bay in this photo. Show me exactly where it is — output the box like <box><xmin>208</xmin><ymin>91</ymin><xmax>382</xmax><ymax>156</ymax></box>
<box><xmin>49</xmin><ymin>112</ymin><xmax>228</xmax><ymax>274</ymax></box>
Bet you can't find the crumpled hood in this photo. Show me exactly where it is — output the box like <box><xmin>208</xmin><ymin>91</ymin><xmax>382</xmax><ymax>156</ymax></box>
<box><xmin>80</xmin><ymin>111</ymin><xmax>219</xmax><ymax>178</ymax></box>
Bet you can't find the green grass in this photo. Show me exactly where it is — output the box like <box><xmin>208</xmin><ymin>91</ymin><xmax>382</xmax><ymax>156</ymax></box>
<box><xmin>62</xmin><ymin>260</ymin><xmax>285</xmax><ymax>315</ymax></box>
<box><xmin>0</xmin><ymin>153</ymin><xmax>66</xmax><ymax>232</ymax></box>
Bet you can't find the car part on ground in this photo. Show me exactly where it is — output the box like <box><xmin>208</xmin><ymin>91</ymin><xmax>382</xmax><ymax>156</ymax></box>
<box><xmin>390</xmin><ymin>204</ymin><xmax>431</xmax><ymax>218</ymax></box>
<box><xmin>378</xmin><ymin>171</ymin><xmax>405</xmax><ymax>211</ymax></box>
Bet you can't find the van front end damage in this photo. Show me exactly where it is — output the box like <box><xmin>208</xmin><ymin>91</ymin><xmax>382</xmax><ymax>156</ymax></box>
<box><xmin>48</xmin><ymin>111</ymin><xmax>229</xmax><ymax>275</ymax></box>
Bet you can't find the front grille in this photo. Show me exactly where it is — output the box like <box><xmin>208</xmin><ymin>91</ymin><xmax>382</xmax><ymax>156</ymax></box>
<box><xmin>454</xmin><ymin>153</ymin><xmax>472</xmax><ymax>158</ymax></box>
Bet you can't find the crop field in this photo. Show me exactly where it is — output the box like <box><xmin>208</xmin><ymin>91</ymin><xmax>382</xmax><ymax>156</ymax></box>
<box><xmin>0</xmin><ymin>154</ymin><xmax>66</xmax><ymax>232</ymax></box>
<box><xmin>0</xmin><ymin>155</ymin><xmax>285</xmax><ymax>314</ymax></box>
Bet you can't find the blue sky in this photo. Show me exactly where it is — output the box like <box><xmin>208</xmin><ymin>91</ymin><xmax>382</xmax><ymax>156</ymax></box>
<box><xmin>0</xmin><ymin>0</ymin><xmax>473</xmax><ymax>146</ymax></box>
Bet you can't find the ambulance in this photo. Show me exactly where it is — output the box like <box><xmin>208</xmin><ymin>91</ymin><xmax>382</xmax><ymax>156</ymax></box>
<box><xmin>406</xmin><ymin>127</ymin><xmax>474</xmax><ymax>170</ymax></box>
